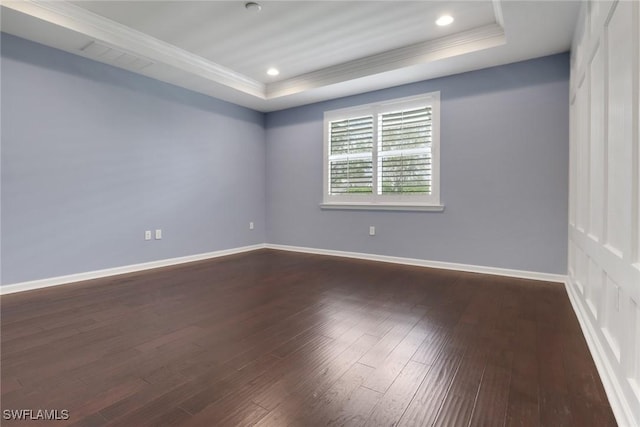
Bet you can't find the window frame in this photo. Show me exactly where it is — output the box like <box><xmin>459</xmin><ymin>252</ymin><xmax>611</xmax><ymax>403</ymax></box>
<box><xmin>322</xmin><ymin>92</ymin><xmax>442</xmax><ymax>211</ymax></box>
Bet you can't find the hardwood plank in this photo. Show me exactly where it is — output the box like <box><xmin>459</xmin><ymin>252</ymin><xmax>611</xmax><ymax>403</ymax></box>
<box><xmin>140</xmin><ymin>406</ymin><xmax>192</xmax><ymax>427</ymax></box>
<box><xmin>295</xmin><ymin>362</ymin><xmax>377</xmax><ymax>426</ymax></box>
<box><xmin>179</xmin><ymin>337</ymin><xmax>331</xmax><ymax>416</ymax></box>
<box><xmin>327</xmin><ymin>385</ymin><xmax>382</xmax><ymax>426</ymax></box>
<box><xmin>366</xmin><ymin>360</ymin><xmax>432</xmax><ymax>426</ymax></box>
<box><xmin>538</xmin><ymin>390</ymin><xmax>573</xmax><ymax>427</ymax></box>
<box><xmin>563</xmin><ymin>333</ymin><xmax>615</xmax><ymax>420</ymax></box>
<box><xmin>254</xmin><ymin>334</ymin><xmax>379</xmax><ymax>425</ymax></box>
<box><xmin>410</xmin><ymin>325</ymin><xmax>451</xmax><ymax>365</ymax></box>
<box><xmin>433</xmin><ymin>335</ymin><xmax>491</xmax><ymax>427</ymax></box>
<box><xmin>358</xmin><ymin>308</ymin><xmax>425</xmax><ymax>369</ymax></box>
<box><xmin>469</xmin><ymin>362</ymin><xmax>513</xmax><ymax>427</ymax></box>
<box><xmin>362</xmin><ymin>317</ymin><xmax>433</xmax><ymax>393</ymax></box>
<box><xmin>252</xmin><ymin>331</ymin><xmax>378</xmax><ymax>411</ymax></box>
<box><xmin>396</xmin><ymin>323</ymin><xmax>474</xmax><ymax>426</ymax></box>
<box><xmin>536</xmin><ymin>319</ymin><xmax>574</xmax><ymax>427</ymax></box>
<box><xmin>396</xmin><ymin>351</ymin><xmax>463</xmax><ymax>426</ymax></box>
<box><xmin>66</xmin><ymin>377</ymin><xmax>149</xmax><ymax>422</ymax></box>
<box><xmin>468</xmin><ymin>324</ymin><xmax>515</xmax><ymax>427</ymax></box>
<box><xmin>181</xmin><ymin>401</ymin><xmax>268</xmax><ymax>427</ymax></box>
<box><xmin>506</xmin><ymin>319</ymin><xmax>540</xmax><ymax>427</ymax></box>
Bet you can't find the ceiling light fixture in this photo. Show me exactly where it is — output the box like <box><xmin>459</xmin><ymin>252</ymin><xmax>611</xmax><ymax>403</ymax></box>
<box><xmin>267</xmin><ymin>67</ymin><xmax>280</xmax><ymax>76</ymax></box>
<box><xmin>245</xmin><ymin>2</ymin><xmax>262</xmax><ymax>13</ymax></box>
<box><xmin>436</xmin><ymin>15</ymin><xmax>454</xmax><ymax>26</ymax></box>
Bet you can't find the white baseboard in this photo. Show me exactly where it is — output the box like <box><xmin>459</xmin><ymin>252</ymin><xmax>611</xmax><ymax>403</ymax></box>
<box><xmin>0</xmin><ymin>244</ymin><xmax>267</xmax><ymax>295</ymax></box>
<box><xmin>265</xmin><ymin>244</ymin><xmax>567</xmax><ymax>283</ymax></box>
<box><xmin>564</xmin><ymin>277</ymin><xmax>637</xmax><ymax>427</ymax></box>
<box><xmin>1</xmin><ymin>243</ymin><xmax>566</xmax><ymax>295</ymax></box>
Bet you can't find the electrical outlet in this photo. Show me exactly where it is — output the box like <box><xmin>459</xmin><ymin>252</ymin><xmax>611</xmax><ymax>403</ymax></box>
<box><xmin>155</xmin><ymin>229</ymin><xmax>162</xmax><ymax>240</ymax></box>
<box><xmin>369</xmin><ymin>226</ymin><xmax>376</xmax><ymax>236</ymax></box>
<box><xmin>144</xmin><ymin>230</ymin><xmax>151</xmax><ymax>241</ymax></box>
<box><xmin>249</xmin><ymin>222</ymin><xmax>254</xmax><ymax>230</ymax></box>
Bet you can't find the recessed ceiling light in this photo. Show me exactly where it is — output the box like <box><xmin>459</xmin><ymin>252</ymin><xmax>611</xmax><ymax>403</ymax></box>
<box><xmin>245</xmin><ymin>2</ymin><xmax>262</xmax><ymax>13</ymax></box>
<box><xmin>267</xmin><ymin>68</ymin><xmax>280</xmax><ymax>76</ymax></box>
<box><xmin>436</xmin><ymin>15</ymin><xmax>454</xmax><ymax>26</ymax></box>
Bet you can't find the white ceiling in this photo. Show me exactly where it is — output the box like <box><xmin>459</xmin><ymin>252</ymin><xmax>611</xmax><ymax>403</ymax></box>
<box><xmin>1</xmin><ymin>1</ymin><xmax>579</xmax><ymax>112</ymax></box>
<box><xmin>71</xmin><ymin>1</ymin><xmax>496</xmax><ymax>82</ymax></box>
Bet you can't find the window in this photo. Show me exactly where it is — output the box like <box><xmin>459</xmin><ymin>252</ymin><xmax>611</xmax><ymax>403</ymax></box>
<box><xmin>322</xmin><ymin>92</ymin><xmax>442</xmax><ymax>210</ymax></box>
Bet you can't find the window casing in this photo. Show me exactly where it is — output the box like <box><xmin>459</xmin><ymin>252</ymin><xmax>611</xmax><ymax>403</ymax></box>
<box><xmin>323</xmin><ymin>92</ymin><xmax>441</xmax><ymax>209</ymax></box>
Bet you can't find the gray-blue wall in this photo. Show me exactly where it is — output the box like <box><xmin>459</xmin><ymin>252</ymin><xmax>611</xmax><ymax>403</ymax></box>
<box><xmin>265</xmin><ymin>54</ymin><xmax>569</xmax><ymax>274</ymax></box>
<box><xmin>1</xmin><ymin>32</ymin><xmax>569</xmax><ymax>285</ymax></box>
<box><xmin>1</xmin><ymin>34</ymin><xmax>266</xmax><ymax>284</ymax></box>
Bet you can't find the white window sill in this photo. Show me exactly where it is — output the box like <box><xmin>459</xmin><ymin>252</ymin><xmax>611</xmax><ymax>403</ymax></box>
<box><xmin>319</xmin><ymin>203</ymin><xmax>445</xmax><ymax>212</ymax></box>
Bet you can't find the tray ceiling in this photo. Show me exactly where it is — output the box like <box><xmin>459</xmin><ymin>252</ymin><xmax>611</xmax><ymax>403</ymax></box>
<box><xmin>1</xmin><ymin>1</ymin><xmax>579</xmax><ymax>112</ymax></box>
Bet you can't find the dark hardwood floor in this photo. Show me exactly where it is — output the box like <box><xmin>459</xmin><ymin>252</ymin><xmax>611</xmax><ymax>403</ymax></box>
<box><xmin>1</xmin><ymin>249</ymin><xmax>615</xmax><ymax>426</ymax></box>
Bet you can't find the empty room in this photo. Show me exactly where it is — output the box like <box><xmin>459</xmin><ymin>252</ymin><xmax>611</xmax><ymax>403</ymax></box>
<box><xmin>1</xmin><ymin>0</ymin><xmax>638</xmax><ymax>426</ymax></box>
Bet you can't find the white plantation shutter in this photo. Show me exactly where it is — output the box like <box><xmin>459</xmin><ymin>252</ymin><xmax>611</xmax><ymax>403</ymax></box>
<box><xmin>323</xmin><ymin>92</ymin><xmax>440</xmax><ymax>208</ymax></box>
<box><xmin>378</xmin><ymin>106</ymin><xmax>432</xmax><ymax>195</ymax></box>
<box><xmin>328</xmin><ymin>116</ymin><xmax>374</xmax><ymax>195</ymax></box>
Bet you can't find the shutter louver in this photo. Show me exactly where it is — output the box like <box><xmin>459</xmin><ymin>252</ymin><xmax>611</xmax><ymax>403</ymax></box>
<box><xmin>378</xmin><ymin>106</ymin><xmax>432</xmax><ymax>195</ymax></box>
<box><xmin>330</xmin><ymin>116</ymin><xmax>373</xmax><ymax>155</ymax></box>
<box><xmin>329</xmin><ymin>159</ymin><xmax>373</xmax><ymax>194</ymax></box>
<box><xmin>328</xmin><ymin>116</ymin><xmax>373</xmax><ymax>195</ymax></box>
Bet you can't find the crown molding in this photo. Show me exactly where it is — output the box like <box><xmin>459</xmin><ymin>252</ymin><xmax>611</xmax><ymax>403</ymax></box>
<box><xmin>265</xmin><ymin>23</ymin><xmax>506</xmax><ymax>99</ymax></box>
<box><xmin>1</xmin><ymin>0</ymin><xmax>266</xmax><ymax>98</ymax></box>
